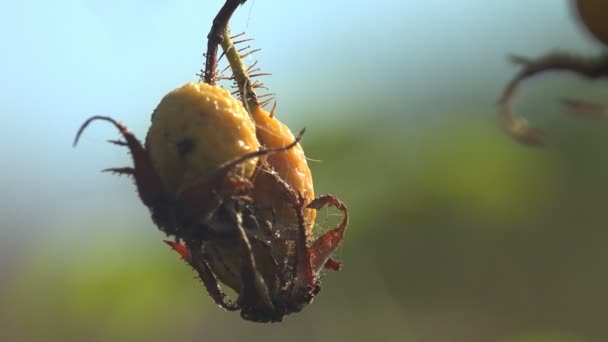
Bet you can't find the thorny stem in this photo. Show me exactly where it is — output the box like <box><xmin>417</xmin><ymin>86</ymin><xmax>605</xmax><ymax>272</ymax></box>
<box><xmin>220</xmin><ymin>24</ymin><xmax>259</xmax><ymax>109</ymax></box>
<box><xmin>203</xmin><ymin>0</ymin><xmax>247</xmax><ymax>85</ymax></box>
<box><xmin>498</xmin><ymin>52</ymin><xmax>608</xmax><ymax>145</ymax></box>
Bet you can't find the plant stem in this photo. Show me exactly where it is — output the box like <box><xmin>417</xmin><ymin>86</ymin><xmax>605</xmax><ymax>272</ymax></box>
<box><xmin>220</xmin><ymin>25</ymin><xmax>259</xmax><ymax>109</ymax></box>
<box><xmin>203</xmin><ymin>0</ymin><xmax>247</xmax><ymax>85</ymax></box>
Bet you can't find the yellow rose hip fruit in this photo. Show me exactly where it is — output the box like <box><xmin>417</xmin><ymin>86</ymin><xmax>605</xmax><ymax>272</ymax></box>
<box><xmin>202</xmin><ymin>104</ymin><xmax>317</xmax><ymax>296</ymax></box>
<box><xmin>249</xmin><ymin>105</ymin><xmax>316</xmax><ymax>236</ymax></box>
<box><xmin>145</xmin><ymin>82</ymin><xmax>259</xmax><ymax>193</ymax></box>
<box><xmin>574</xmin><ymin>0</ymin><xmax>608</xmax><ymax>46</ymax></box>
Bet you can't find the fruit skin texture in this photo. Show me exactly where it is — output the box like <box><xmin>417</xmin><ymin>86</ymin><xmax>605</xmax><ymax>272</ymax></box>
<box><xmin>574</xmin><ymin>0</ymin><xmax>608</xmax><ymax>46</ymax></box>
<box><xmin>145</xmin><ymin>82</ymin><xmax>259</xmax><ymax>194</ymax></box>
<box><xmin>250</xmin><ymin>105</ymin><xmax>316</xmax><ymax>236</ymax></box>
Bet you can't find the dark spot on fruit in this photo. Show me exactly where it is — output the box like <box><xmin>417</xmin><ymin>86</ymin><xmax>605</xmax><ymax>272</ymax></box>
<box><xmin>176</xmin><ymin>138</ymin><xmax>195</xmax><ymax>158</ymax></box>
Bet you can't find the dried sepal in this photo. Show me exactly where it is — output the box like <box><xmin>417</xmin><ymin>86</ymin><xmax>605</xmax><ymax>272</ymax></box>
<box><xmin>73</xmin><ymin>116</ymin><xmax>167</xmax><ymax>216</ymax></box>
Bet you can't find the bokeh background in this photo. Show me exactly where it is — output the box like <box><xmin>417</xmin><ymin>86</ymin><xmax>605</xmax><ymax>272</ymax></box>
<box><xmin>1</xmin><ymin>0</ymin><xmax>607</xmax><ymax>341</ymax></box>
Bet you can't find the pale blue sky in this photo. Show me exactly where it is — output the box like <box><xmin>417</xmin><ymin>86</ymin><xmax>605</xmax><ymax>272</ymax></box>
<box><xmin>0</xmin><ymin>0</ymin><xmax>600</xmax><ymax>241</ymax></box>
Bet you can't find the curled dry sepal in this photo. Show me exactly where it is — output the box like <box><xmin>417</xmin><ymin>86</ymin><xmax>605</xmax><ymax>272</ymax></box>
<box><xmin>73</xmin><ymin>0</ymin><xmax>348</xmax><ymax>323</ymax></box>
<box><xmin>498</xmin><ymin>0</ymin><xmax>608</xmax><ymax>145</ymax></box>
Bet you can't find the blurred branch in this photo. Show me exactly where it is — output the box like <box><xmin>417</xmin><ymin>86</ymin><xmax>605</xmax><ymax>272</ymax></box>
<box><xmin>498</xmin><ymin>52</ymin><xmax>608</xmax><ymax>145</ymax></box>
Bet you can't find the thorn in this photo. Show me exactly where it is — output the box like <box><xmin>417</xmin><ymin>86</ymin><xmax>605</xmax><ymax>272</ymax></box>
<box><xmin>249</xmin><ymin>72</ymin><xmax>272</xmax><ymax>78</ymax></box>
<box><xmin>217</xmin><ymin>51</ymin><xmax>226</xmax><ymax>63</ymax></box>
<box><xmin>259</xmin><ymin>99</ymin><xmax>273</xmax><ymax>108</ymax></box>
<box><xmin>246</xmin><ymin>60</ymin><xmax>259</xmax><ymax>72</ymax></box>
<box><xmin>240</xmin><ymin>48</ymin><xmax>261</xmax><ymax>59</ymax></box>
<box><xmin>233</xmin><ymin>38</ymin><xmax>254</xmax><ymax>45</ymax></box>
<box><xmin>251</xmin><ymin>81</ymin><xmax>268</xmax><ymax>90</ymax></box>
<box><xmin>238</xmin><ymin>45</ymin><xmax>251</xmax><ymax>53</ymax></box>
<box><xmin>219</xmin><ymin>63</ymin><xmax>232</xmax><ymax>76</ymax></box>
<box><xmin>230</xmin><ymin>32</ymin><xmax>246</xmax><ymax>39</ymax></box>
<box><xmin>108</xmin><ymin>139</ymin><xmax>128</xmax><ymax>146</ymax></box>
<box><xmin>269</xmin><ymin>100</ymin><xmax>277</xmax><ymax>118</ymax></box>
<box><xmin>102</xmin><ymin>167</ymin><xmax>135</xmax><ymax>175</ymax></box>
